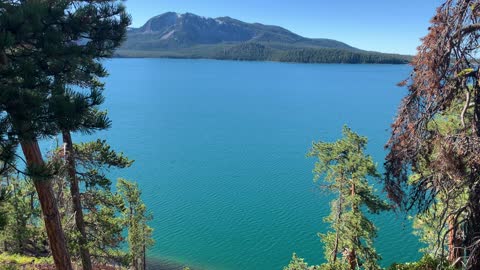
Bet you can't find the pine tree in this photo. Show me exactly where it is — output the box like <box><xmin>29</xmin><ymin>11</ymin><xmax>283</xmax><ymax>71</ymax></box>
<box><xmin>0</xmin><ymin>176</ymin><xmax>46</xmax><ymax>255</ymax></box>
<box><xmin>384</xmin><ymin>1</ymin><xmax>480</xmax><ymax>268</ymax></box>
<box><xmin>53</xmin><ymin>82</ymin><xmax>112</xmax><ymax>270</ymax></box>
<box><xmin>283</xmin><ymin>253</ymin><xmax>320</xmax><ymax>270</ymax></box>
<box><xmin>47</xmin><ymin>1</ymin><xmax>129</xmax><ymax>268</ymax></box>
<box><xmin>308</xmin><ymin>126</ymin><xmax>389</xmax><ymax>270</ymax></box>
<box><xmin>0</xmin><ymin>2</ymin><xmax>70</xmax><ymax>267</ymax></box>
<box><xmin>117</xmin><ymin>178</ymin><xmax>154</xmax><ymax>270</ymax></box>
<box><xmin>0</xmin><ymin>1</ymin><xmax>129</xmax><ymax>268</ymax></box>
<box><xmin>63</xmin><ymin>140</ymin><xmax>133</xmax><ymax>265</ymax></box>
<box><xmin>407</xmin><ymin>99</ymin><xmax>472</xmax><ymax>266</ymax></box>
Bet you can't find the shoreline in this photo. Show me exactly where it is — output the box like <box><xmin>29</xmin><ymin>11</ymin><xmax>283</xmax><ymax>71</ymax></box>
<box><xmin>112</xmin><ymin>52</ymin><xmax>411</xmax><ymax>65</ymax></box>
<box><xmin>110</xmin><ymin>55</ymin><xmax>411</xmax><ymax>66</ymax></box>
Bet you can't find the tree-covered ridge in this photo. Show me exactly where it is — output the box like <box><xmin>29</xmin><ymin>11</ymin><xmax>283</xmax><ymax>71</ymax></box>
<box><xmin>116</xmin><ymin>43</ymin><xmax>410</xmax><ymax>64</ymax></box>
<box><xmin>209</xmin><ymin>43</ymin><xmax>410</xmax><ymax>64</ymax></box>
<box><xmin>116</xmin><ymin>12</ymin><xmax>410</xmax><ymax>64</ymax></box>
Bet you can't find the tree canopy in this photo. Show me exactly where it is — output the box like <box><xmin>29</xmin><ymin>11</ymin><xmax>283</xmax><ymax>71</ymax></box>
<box><xmin>385</xmin><ymin>0</ymin><xmax>480</xmax><ymax>268</ymax></box>
<box><xmin>309</xmin><ymin>126</ymin><xmax>389</xmax><ymax>270</ymax></box>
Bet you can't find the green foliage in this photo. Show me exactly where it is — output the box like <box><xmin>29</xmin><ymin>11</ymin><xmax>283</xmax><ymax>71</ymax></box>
<box><xmin>283</xmin><ymin>253</ymin><xmax>362</xmax><ymax>270</ymax></box>
<box><xmin>0</xmin><ymin>2</ymin><xmax>131</xmax><ymax>267</ymax></box>
<box><xmin>77</xmin><ymin>188</ymin><xmax>127</xmax><ymax>264</ymax></box>
<box><xmin>74</xmin><ymin>139</ymin><xmax>133</xmax><ymax>189</ymax></box>
<box><xmin>278</xmin><ymin>48</ymin><xmax>409</xmax><ymax>64</ymax></box>
<box><xmin>0</xmin><ymin>140</ymin><xmax>152</xmax><ymax>268</ymax></box>
<box><xmin>0</xmin><ymin>0</ymin><xmax>131</xmax><ymax>141</ymax></box>
<box><xmin>283</xmin><ymin>253</ymin><xmax>321</xmax><ymax>270</ymax></box>
<box><xmin>0</xmin><ymin>178</ymin><xmax>46</xmax><ymax>255</ymax></box>
<box><xmin>117</xmin><ymin>178</ymin><xmax>154</xmax><ymax>270</ymax></box>
<box><xmin>118</xmin><ymin>43</ymin><xmax>410</xmax><ymax>64</ymax></box>
<box><xmin>409</xmin><ymin>98</ymin><xmax>471</xmax><ymax>260</ymax></box>
<box><xmin>308</xmin><ymin>126</ymin><xmax>389</xmax><ymax>269</ymax></box>
<box><xmin>66</xmin><ymin>141</ymin><xmax>136</xmax><ymax>265</ymax></box>
<box><xmin>284</xmin><ymin>253</ymin><xmax>310</xmax><ymax>270</ymax></box>
<box><xmin>216</xmin><ymin>43</ymin><xmax>274</xmax><ymax>61</ymax></box>
<box><xmin>0</xmin><ymin>182</ymin><xmax>9</xmax><ymax>231</ymax></box>
<box><xmin>0</xmin><ymin>253</ymin><xmax>53</xmax><ymax>269</ymax></box>
<box><xmin>387</xmin><ymin>256</ymin><xmax>455</xmax><ymax>270</ymax></box>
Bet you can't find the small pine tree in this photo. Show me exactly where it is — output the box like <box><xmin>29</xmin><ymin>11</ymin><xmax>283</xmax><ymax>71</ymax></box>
<box><xmin>52</xmin><ymin>140</ymin><xmax>134</xmax><ymax>265</ymax></box>
<box><xmin>117</xmin><ymin>179</ymin><xmax>154</xmax><ymax>270</ymax></box>
<box><xmin>284</xmin><ymin>253</ymin><xmax>310</xmax><ymax>270</ymax></box>
<box><xmin>308</xmin><ymin>126</ymin><xmax>389</xmax><ymax>270</ymax></box>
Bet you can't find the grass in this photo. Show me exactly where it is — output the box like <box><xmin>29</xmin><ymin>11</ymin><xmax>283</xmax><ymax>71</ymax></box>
<box><xmin>0</xmin><ymin>253</ymin><xmax>53</xmax><ymax>270</ymax></box>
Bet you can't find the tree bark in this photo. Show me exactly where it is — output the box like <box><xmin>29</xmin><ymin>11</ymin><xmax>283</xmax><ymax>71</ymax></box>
<box><xmin>348</xmin><ymin>182</ymin><xmax>358</xmax><ymax>270</ymax></box>
<box><xmin>143</xmin><ymin>242</ymin><xmax>146</xmax><ymax>270</ymax></box>
<box><xmin>347</xmin><ymin>248</ymin><xmax>357</xmax><ymax>270</ymax></box>
<box><xmin>20</xmin><ymin>139</ymin><xmax>73</xmax><ymax>270</ymax></box>
<box><xmin>62</xmin><ymin>131</ymin><xmax>93</xmax><ymax>270</ymax></box>
<box><xmin>130</xmin><ymin>205</ymin><xmax>138</xmax><ymax>270</ymax></box>
<box><xmin>332</xmin><ymin>193</ymin><xmax>342</xmax><ymax>263</ymax></box>
<box><xmin>448</xmin><ymin>217</ymin><xmax>463</xmax><ymax>268</ymax></box>
<box><xmin>466</xmin><ymin>183</ymin><xmax>480</xmax><ymax>270</ymax></box>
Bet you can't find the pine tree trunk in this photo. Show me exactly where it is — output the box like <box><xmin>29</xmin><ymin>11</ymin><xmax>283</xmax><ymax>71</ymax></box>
<box><xmin>332</xmin><ymin>193</ymin><xmax>342</xmax><ymax>263</ymax></box>
<box><xmin>20</xmin><ymin>139</ymin><xmax>73</xmax><ymax>270</ymax></box>
<box><xmin>448</xmin><ymin>217</ymin><xmax>462</xmax><ymax>268</ymax></box>
<box><xmin>143</xmin><ymin>243</ymin><xmax>146</xmax><ymax>270</ymax></box>
<box><xmin>130</xmin><ymin>206</ymin><xmax>138</xmax><ymax>270</ymax></box>
<box><xmin>347</xmin><ymin>248</ymin><xmax>357</xmax><ymax>270</ymax></box>
<box><xmin>348</xmin><ymin>182</ymin><xmax>357</xmax><ymax>270</ymax></box>
<box><xmin>467</xmin><ymin>183</ymin><xmax>480</xmax><ymax>270</ymax></box>
<box><xmin>62</xmin><ymin>131</ymin><xmax>93</xmax><ymax>270</ymax></box>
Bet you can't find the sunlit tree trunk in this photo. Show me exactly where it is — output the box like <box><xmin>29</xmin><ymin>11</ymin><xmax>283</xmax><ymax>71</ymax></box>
<box><xmin>332</xmin><ymin>194</ymin><xmax>342</xmax><ymax>263</ymax></box>
<box><xmin>20</xmin><ymin>139</ymin><xmax>73</xmax><ymax>270</ymax></box>
<box><xmin>448</xmin><ymin>216</ymin><xmax>464</xmax><ymax>268</ymax></box>
<box><xmin>348</xmin><ymin>182</ymin><xmax>357</xmax><ymax>270</ymax></box>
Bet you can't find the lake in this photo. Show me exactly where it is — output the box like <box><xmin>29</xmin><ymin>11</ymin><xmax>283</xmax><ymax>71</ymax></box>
<box><xmin>70</xmin><ymin>59</ymin><xmax>420</xmax><ymax>269</ymax></box>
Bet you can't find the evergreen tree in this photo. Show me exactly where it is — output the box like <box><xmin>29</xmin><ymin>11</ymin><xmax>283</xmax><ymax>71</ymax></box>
<box><xmin>384</xmin><ymin>1</ymin><xmax>480</xmax><ymax>268</ymax></box>
<box><xmin>72</xmin><ymin>140</ymin><xmax>133</xmax><ymax>264</ymax></box>
<box><xmin>0</xmin><ymin>140</ymin><xmax>151</xmax><ymax>268</ymax></box>
<box><xmin>117</xmin><ymin>178</ymin><xmax>154</xmax><ymax>270</ymax></box>
<box><xmin>0</xmin><ymin>2</ymin><xmax>71</xmax><ymax>267</ymax></box>
<box><xmin>47</xmin><ymin>139</ymin><xmax>134</xmax><ymax>264</ymax></box>
<box><xmin>0</xmin><ymin>1</ymin><xmax>129</xmax><ymax>268</ymax></box>
<box><xmin>408</xmin><ymin>99</ymin><xmax>472</xmax><ymax>266</ymax></box>
<box><xmin>308</xmin><ymin>126</ymin><xmax>389</xmax><ymax>270</ymax></box>
<box><xmin>283</xmin><ymin>253</ymin><xmax>320</xmax><ymax>270</ymax></box>
<box><xmin>0</xmin><ymin>176</ymin><xmax>46</xmax><ymax>256</ymax></box>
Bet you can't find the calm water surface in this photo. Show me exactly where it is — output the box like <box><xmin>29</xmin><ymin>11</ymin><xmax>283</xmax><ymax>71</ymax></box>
<box><xmin>70</xmin><ymin>59</ymin><xmax>420</xmax><ymax>269</ymax></box>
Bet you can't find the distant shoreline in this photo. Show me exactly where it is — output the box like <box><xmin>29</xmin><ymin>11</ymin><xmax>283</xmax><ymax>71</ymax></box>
<box><xmin>112</xmin><ymin>54</ymin><xmax>411</xmax><ymax>65</ymax></box>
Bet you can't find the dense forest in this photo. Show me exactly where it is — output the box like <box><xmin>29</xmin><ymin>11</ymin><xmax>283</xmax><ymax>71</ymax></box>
<box><xmin>212</xmin><ymin>43</ymin><xmax>410</xmax><ymax>64</ymax></box>
<box><xmin>116</xmin><ymin>43</ymin><xmax>411</xmax><ymax>65</ymax></box>
<box><xmin>2</xmin><ymin>0</ymin><xmax>480</xmax><ymax>270</ymax></box>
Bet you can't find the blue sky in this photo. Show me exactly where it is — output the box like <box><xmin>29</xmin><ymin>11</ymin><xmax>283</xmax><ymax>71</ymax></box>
<box><xmin>124</xmin><ymin>0</ymin><xmax>444</xmax><ymax>55</ymax></box>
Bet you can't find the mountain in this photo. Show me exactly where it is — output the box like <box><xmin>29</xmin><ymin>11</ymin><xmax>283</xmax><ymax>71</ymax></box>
<box><xmin>116</xmin><ymin>12</ymin><xmax>410</xmax><ymax>64</ymax></box>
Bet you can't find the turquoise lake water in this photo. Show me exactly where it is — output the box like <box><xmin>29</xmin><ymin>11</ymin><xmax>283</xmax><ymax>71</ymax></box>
<box><xmin>68</xmin><ymin>59</ymin><xmax>421</xmax><ymax>269</ymax></box>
